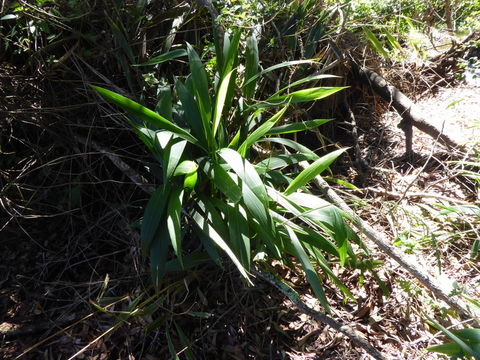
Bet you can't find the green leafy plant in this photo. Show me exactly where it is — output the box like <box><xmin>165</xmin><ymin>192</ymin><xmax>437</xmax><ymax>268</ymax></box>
<box><xmin>92</xmin><ymin>29</ymin><xmax>365</xmax><ymax>312</ymax></box>
<box><xmin>427</xmin><ymin>317</ymin><xmax>480</xmax><ymax>359</ymax></box>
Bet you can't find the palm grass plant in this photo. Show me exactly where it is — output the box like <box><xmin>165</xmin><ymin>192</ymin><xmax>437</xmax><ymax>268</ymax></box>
<box><xmin>92</xmin><ymin>29</ymin><xmax>369</xmax><ymax>313</ymax></box>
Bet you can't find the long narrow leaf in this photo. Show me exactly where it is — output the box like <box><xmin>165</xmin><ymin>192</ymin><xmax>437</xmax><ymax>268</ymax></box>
<box><xmin>141</xmin><ymin>185</ymin><xmax>170</xmax><ymax>254</ymax></box>
<box><xmin>267</xmin><ymin>119</ymin><xmax>332</xmax><ymax>135</ymax></box>
<box><xmin>192</xmin><ymin>210</ymin><xmax>251</xmax><ymax>283</ymax></box>
<box><xmin>238</xmin><ymin>105</ymin><xmax>288</xmax><ymax>157</ymax></box>
<box><xmin>212</xmin><ymin>70</ymin><xmax>234</xmax><ymax>137</ymax></box>
<box><xmin>91</xmin><ymin>86</ymin><xmax>199</xmax><ymax>145</ymax></box>
<box><xmin>271</xmin><ymin>74</ymin><xmax>340</xmax><ymax>98</ymax></box>
<box><xmin>227</xmin><ymin>203</ymin><xmax>251</xmax><ymax>268</ymax></box>
<box><xmin>134</xmin><ymin>49</ymin><xmax>187</xmax><ymax>66</ymax></box>
<box><xmin>244</xmin><ymin>35</ymin><xmax>259</xmax><ymax>100</ymax></box>
<box><xmin>167</xmin><ymin>188</ymin><xmax>184</xmax><ymax>267</ymax></box>
<box><xmin>265</xmin><ymin>87</ymin><xmax>347</xmax><ymax>106</ymax></box>
<box><xmin>284</xmin><ymin>148</ymin><xmax>347</xmax><ymax>195</ymax></box>
<box><xmin>175</xmin><ymin>79</ymin><xmax>208</xmax><ymax>147</ymax></box>
<box><xmin>243</xmin><ymin>60</ymin><xmax>318</xmax><ymax>88</ymax></box>
<box><xmin>219</xmin><ymin>148</ymin><xmax>268</xmax><ymax>204</ymax></box>
<box><xmin>150</xmin><ymin>225</ymin><xmax>170</xmax><ymax>289</ymax></box>
<box><xmin>285</xmin><ymin>226</ymin><xmax>331</xmax><ymax>312</ymax></box>
<box><xmin>186</xmin><ymin>43</ymin><xmax>213</xmax><ymax>145</ymax></box>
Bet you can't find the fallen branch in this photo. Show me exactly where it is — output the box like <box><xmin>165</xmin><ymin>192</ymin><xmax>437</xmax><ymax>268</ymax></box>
<box><xmin>253</xmin><ymin>268</ymin><xmax>385</xmax><ymax>360</ymax></box>
<box><xmin>352</xmin><ymin>62</ymin><xmax>460</xmax><ymax>151</ymax></box>
<box><xmin>300</xmin><ymin>161</ymin><xmax>479</xmax><ymax>323</ymax></box>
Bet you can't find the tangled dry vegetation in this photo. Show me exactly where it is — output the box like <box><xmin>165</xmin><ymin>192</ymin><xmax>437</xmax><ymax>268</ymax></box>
<box><xmin>1</xmin><ymin>2</ymin><xmax>480</xmax><ymax>359</ymax></box>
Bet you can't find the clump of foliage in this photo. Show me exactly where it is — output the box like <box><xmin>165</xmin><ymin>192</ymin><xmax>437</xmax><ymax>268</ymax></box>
<box><xmin>92</xmin><ymin>28</ymin><xmax>368</xmax><ymax>312</ymax></box>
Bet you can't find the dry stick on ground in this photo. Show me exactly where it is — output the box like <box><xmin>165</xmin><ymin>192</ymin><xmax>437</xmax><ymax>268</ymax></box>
<box><xmin>253</xmin><ymin>268</ymin><xmax>386</xmax><ymax>360</ymax></box>
<box><xmin>299</xmin><ymin>161</ymin><xmax>480</xmax><ymax>323</ymax></box>
<box><xmin>352</xmin><ymin>62</ymin><xmax>460</xmax><ymax>152</ymax></box>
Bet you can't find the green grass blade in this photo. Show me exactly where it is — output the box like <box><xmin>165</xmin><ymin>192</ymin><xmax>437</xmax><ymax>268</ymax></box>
<box><xmin>238</xmin><ymin>105</ymin><xmax>288</xmax><ymax>157</ymax></box>
<box><xmin>141</xmin><ymin>185</ymin><xmax>170</xmax><ymax>254</ymax></box>
<box><xmin>267</xmin><ymin>119</ymin><xmax>332</xmax><ymax>135</ymax></box>
<box><xmin>285</xmin><ymin>226</ymin><xmax>331</xmax><ymax>313</ymax></box>
<box><xmin>167</xmin><ymin>188</ymin><xmax>184</xmax><ymax>267</ymax></box>
<box><xmin>284</xmin><ymin>148</ymin><xmax>347</xmax><ymax>195</ymax></box>
<box><xmin>91</xmin><ymin>85</ymin><xmax>198</xmax><ymax>145</ymax></box>
<box><xmin>244</xmin><ymin>35</ymin><xmax>259</xmax><ymax>100</ymax></box>
<box><xmin>134</xmin><ymin>49</ymin><xmax>187</xmax><ymax>66</ymax></box>
<box><xmin>212</xmin><ymin>70</ymin><xmax>234</xmax><ymax>137</ymax></box>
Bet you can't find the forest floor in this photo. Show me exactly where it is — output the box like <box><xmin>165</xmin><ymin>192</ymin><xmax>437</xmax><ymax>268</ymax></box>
<box><xmin>1</xmin><ymin>58</ymin><xmax>479</xmax><ymax>359</ymax></box>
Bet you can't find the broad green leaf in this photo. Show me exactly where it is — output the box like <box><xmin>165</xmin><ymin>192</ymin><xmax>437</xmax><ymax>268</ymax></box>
<box><xmin>141</xmin><ymin>185</ymin><xmax>170</xmax><ymax>254</ymax></box>
<box><xmin>174</xmin><ymin>160</ymin><xmax>198</xmax><ymax>176</ymax></box>
<box><xmin>244</xmin><ymin>35</ymin><xmax>259</xmax><ymax>100</ymax></box>
<box><xmin>267</xmin><ymin>119</ymin><xmax>332</xmax><ymax>135</ymax></box>
<box><xmin>265</xmin><ymin>87</ymin><xmax>347</xmax><ymax>106</ymax></box>
<box><xmin>238</xmin><ymin>105</ymin><xmax>288</xmax><ymax>157</ymax></box>
<box><xmin>219</xmin><ymin>148</ymin><xmax>268</xmax><ymax>204</ymax></box>
<box><xmin>285</xmin><ymin>226</ymin><xmax>331</xmax><ymax>312</ymax></box>
<box><xmin>91</xmin><ymin>86</ymin><xmax>198</xmax><ymax>145</ymax></box>
<box><xmin>175</xmin><ymin>79</ymin><xmax>208</xmax><ymax>147</ymax></box>
<box><xmin>427</xmin><ymin>342</ymin><xmax>463</xmax><ymax>356</ymax></box>
<box><xmin>192</xmin><ymin>210</ymin><xmax>251</xmax><ymax>283</ymax></box>
<box><xmin>271</xmin><ymin>75</ymin><xmax>340</xmax><ymax>97</ymax></box>
<box><xmin>134</xmin><ymin>49</ymin><xmax>187</xmax><ymax>66</ymax></box>
<box><xmin>426</xmin><ymin>317</ymin><xmax>480</xmax><ymax>359</ymax></box>
<box><xmin>167</xmin><ymin>188</ymin><xmax>184</xmax><ymax>267</ymax></box>
<box><xmin>186</xmin><ymin>43</ymin><xmax>213</xmax><ymax>144</ymax></box>
<box><xmin>453</xmin><ymin>329</ymin><xmax>480</xmax><ymax>342</ymax></box>
<box><xmin>163</xmin><ymin>136</ymin><xmax>187</xmax><ymax>181</ymax></box>
<box><xmin>284</xmin><ymin>148</ymin><xmax>347</xmax><ymax>195</ymax></box>
<box><xmin>243</xmin><ymin>60</ymin><xmax>318</xmax><ymax>88</ymax></box>
<box><xmin>212</xmin><ymin>70</ymin><xmax>234</xmax><ymax>137</ymax></box>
